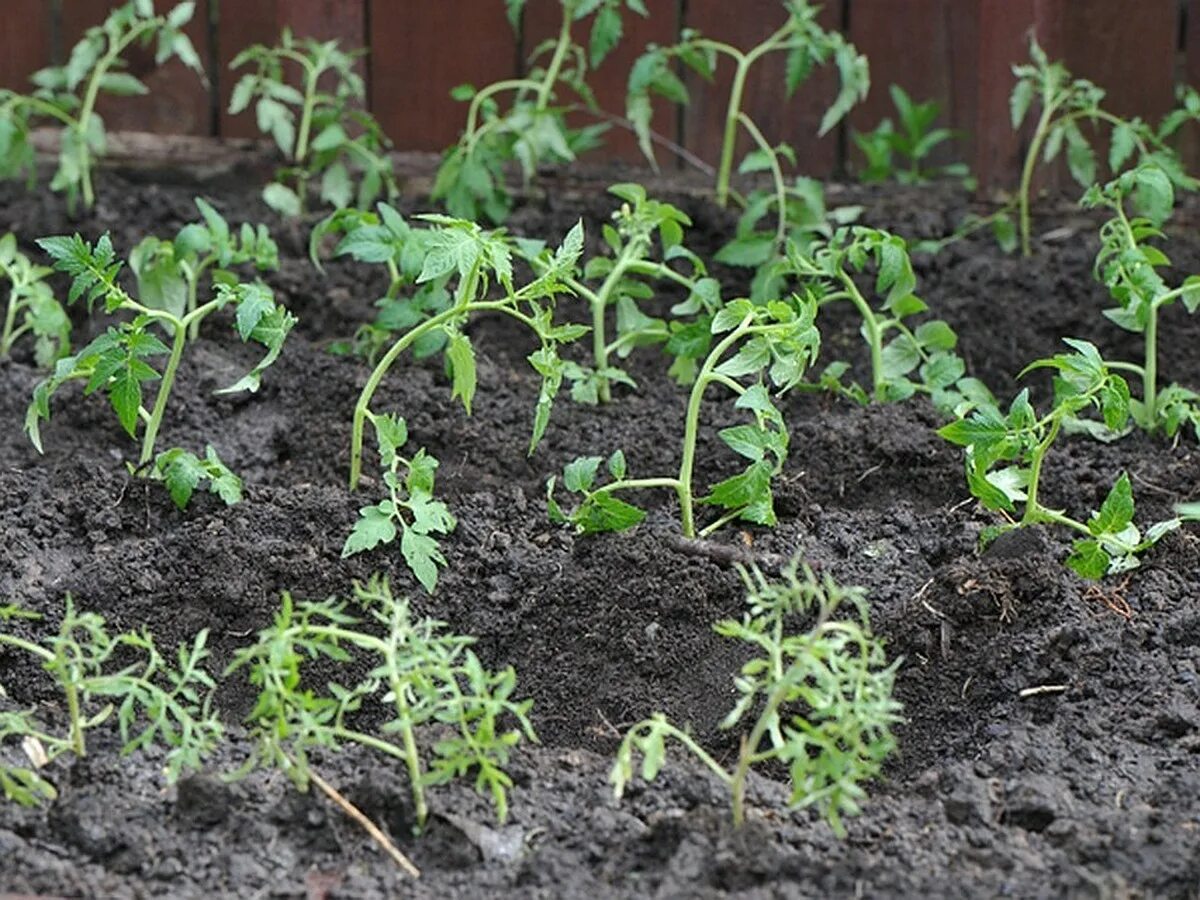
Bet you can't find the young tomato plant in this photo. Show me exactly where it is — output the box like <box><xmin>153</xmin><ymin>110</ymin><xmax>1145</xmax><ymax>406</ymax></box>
<box><xmin>787</xmin><ymin>227</ymin><xmax>986</xmax><ymax>413</ymax></box>
<box><xmin>548</xmin><ymin>296</ymin><xmax>819</xmax><ymax>539</ymax></box>
<box><xmin>938</xmin><ymin>340</ymin><xmax>1197</xmax><ymax>578</ymax></box>
<box><xmin>611</xmin><ymin>560</ymin><xmax>901</xmax><ymax>835</ymax></box>
<box><xmin>131</xmin><ymin>197</ymin><xmax>279</xmax><ymax>341</ymax></box>
<box><xmin>1082</xmin><ymin>164</ymin><xmax>1200</xmax><ymax>439</ymax></box>
<box><xmin>348</xmin><ymin>217</ymin><xmax>587</xmax><ymax>490</ymax></box>
<box><xmin>434</xmin><ymin>0</ymin><xmax>646</xmax><ymax>223</ymax></box>
<box><xmin>0</xmin><ymin>598</ymin><xmax>222</xmax><ymax>807</ymax></box>
<box><xmin>852</xmin><ymin>84</ymin><xmax>970</xmax><ymax>186</ymax></box>
<box><xmin>229</xmin><ymin>29</ymin><xmax>397</xmax><ymax>216</ymax></box>
<box><xmin>627</xmin><ymin>0</ymin><xmax>868</xmax><ymax>208</ymax></box>
<box><xmin>0</xmin><ymin>1</ymin><xmax>203</xmax><ymax>213</ymax></box>
<box><xmin>0</xmin><ymin>234</ymin><xmax>69</xmax><ymax>364</ymax></box>
<box><xmin>342</xmin><ymin>414</ymin><xmax>456</xmax><ymax>593</ymax></box>
<box><xmin>227</xmin><ymin>575</ymin><xmax>536</xmax><ymax>832</ymax></box>
<box><xmin>309</xmin><ymin>203</ymin><xmax>453</xmax><ymax>363</ymax></box>
<box><xmin>1009</xmin><ymin>36</ymin><xmax>1190</xmax><ymax>257</ymax></box>
<box><xmin>26</xmin><ymin>233</ymin><xmax>294</xmax><ymax>508</ymax></box>
<box><xmin>522</xmin><ymin>182</ymin><xmax>721</xmax><ymax>403</ymax></box>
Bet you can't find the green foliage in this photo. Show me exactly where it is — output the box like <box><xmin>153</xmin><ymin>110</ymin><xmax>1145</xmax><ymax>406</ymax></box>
<box><xmin>226</xmin><ymin>575</ymin><xmax>536</xmax><ymax>829</ymax></box>
<box><xmin>152</xmin><ymin>445</ymin><xmax>242</xmax><ymax>510</ymax></box>
<box><xmin>1010</xmin><ymin>36</ymin><xmax>1193</xmax><ymax>256</ymax></box>
<box><xmin>342</xmin><ymin>413</ymin><xmax>456</xmax><ymax>593</ymax></box>
<box><xmin>0</xmin><ymin>597</ymin><xmax>222</xmax><ymax>806</ymax></box>
<box><xmin>611</xmin><ymin>560</ymin><xmax>901</xmax><ymax>834</ymax></box>
<box><xmin>310</xmin><ymin>202</ymin><xmax>453</xmax><ymax>362</ymax></box>
<box><xmin>0</xmin><ymin>233</ymin><xmax>69</xmax><ymax>364</ymax></box>
<box><xmin>348</xmin><ymin>218</ymin><xmax>588</xmax><ymax>490</ymax></box>
<box><xmin>1082</xmin><ymin>163</ymin><xmax>1200</xmax><ymax>439</ymax></box>
<box><xmin>130</xmin><ymin>198</ymin><xmax>279</xmax><ymax>339</ymax></box>
<box><xmin>229</xmin><ymin>29</ymin><xmax>397</xmax><ymax>216</ymax></box>
<box><xmin>852</xmin><ymin>85</ymin><xmax>970</xmax><ymax>186</ymax></box>
<box><xmin>788</xmin><ymin>226</ymin><xmax>988</xmax><ymax>413</ymax></box>
<box><xmin>627</xmin><ymin>0</ymin><xmax>868</xmax><ymax>207</ymax></box>
<box><xmin>26</xmin><ymin>234</ymin><xmax>294</xmax><ymax>503</ymax></box>
<box><xmin>434</xmin><ymin>0</ymin><xmax>646</xmax><ymax>223</ymax></box>
<box><xmin>938</xmin><ymin>340</ymin><xmax>1194</xmax><ymax>578</ymax></box>
<box><xmin>0</xmin><ymin>1</ymin><xmax>203</xmax><ymax>212</ymax></box>
<box><xmin>548</xmin><ymin>296</ymin><xmax>819</xmax><ymax>539</ymax></box>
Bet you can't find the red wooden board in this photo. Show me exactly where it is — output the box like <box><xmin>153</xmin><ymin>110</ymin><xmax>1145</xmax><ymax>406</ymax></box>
<box><xmin>847</xmin><ymin>0</ymin><xmax>962</xmax><ymax>172</ymax></box>
<box><xmin>367</xmin><ymin>0</ymin><xmax>518</xmax><ymax>152</ymax></box>
<box><xmin>60</xmin><ymin>0</ymin><xmax>214</xmax><ymax>136</ymax></box>
<box><xmin>681</xmin><ymin>0</ymin><xmax>847</xmax><ymax>180</ymax></box>
<box><xmin>217</xmin><ymin>0</ymin><xmax>366</xmax><ymax>139</ymax></box>
<box><xmin>0</xmin><ymin>1</ymin><xmax>53</xmax><ymax>90</ymax></box>
<box><xmin>521</xmin><ymin>0</ymin><xmax>681</xmax><ymax>164</ymax></box>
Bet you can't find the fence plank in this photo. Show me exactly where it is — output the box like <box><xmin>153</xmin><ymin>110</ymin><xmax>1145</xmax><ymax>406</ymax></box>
<box><xmin>520</xmin><ymin>0</ymin><xmax>680</xmax><ymax>164</ymax></box>
<box><xmin>218</xmin><ymin>0</ymin><xmax>365</xmax><ymax>139</ymax></box>
<box><xmin>847</xmin><ymin>0</ymin><xmax>963</xmax><ymax>173</ymax></box>
<box><xmin>681</xmin><ymin>0</ymin><xmax>846</xmax><ymax>181</ymax></box>
<box><xmin>368</xmin><ymin>0</ymin><xmax>517</xmax><ymax>153</ymax></box>
<box><xmin>0</xmin><ymin>1</ymin><xmax>53</xmax><ymax>90</ymax></box>
<box><xmin>59</xmin><ymin>0</ymin><xmax>214</xmax><ymax>136</ymax></box>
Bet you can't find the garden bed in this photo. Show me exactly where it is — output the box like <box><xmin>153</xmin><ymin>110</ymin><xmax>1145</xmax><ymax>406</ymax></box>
<box><xmin>1</xmin><ymin>162</ymin><xmax>1199</xmax><ymax>899</ymax></box>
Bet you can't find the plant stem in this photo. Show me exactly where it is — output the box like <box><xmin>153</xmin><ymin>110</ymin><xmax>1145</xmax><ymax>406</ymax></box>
<box><xmin>737</xmin><ymin>111</ymin><xmax>788</xmax><ymax>249</ymax></box>
<box><xmin>1</xmin><ymin>286</ymin><xmax>19</xmax><ymax>355</ymax></box>
<box><xmin>307</xmin><ymin>765</ymin><xmax>421</xmax><ymax>878</ymax></box>
<box><xmin>138</xmin><ymin>317</ymin><xmax>188</xmax><ymax>466</ymax></box>
<box><xmin>1019</xmin><ymin>100</ymin><xmax>1058</xmax><ymax>257</ymax></box>
<box><xmin>730</xmin><ymin>675</ymin><xmax>792</xmax><ymax>826</ymax></box>
<box><xmin>836</xmin><ymin>277</ymin><xmax>884</xmax><ymax>398</ymax></box>
<box><xmin>535</xmin><ymin>12</ymin><xmax>573</xmax><ymax>111</ymax></box>
<box><xmin>1021</xmin><ymin>416</ymin><xmax>1061</xmax><ymax>526</ymax></box>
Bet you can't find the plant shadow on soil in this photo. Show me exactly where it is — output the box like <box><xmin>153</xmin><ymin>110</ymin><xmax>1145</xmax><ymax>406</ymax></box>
<box><xmin>0</xmin><ymin>169</ymin><xmax>1199</xmax><ymax>898</ymax></box>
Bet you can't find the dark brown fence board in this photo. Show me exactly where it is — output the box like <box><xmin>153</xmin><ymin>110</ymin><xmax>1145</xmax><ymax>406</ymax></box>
<box><xmin>0</xmin><ymin>1</ymin><xmax>53</xmax><ymax>90</ymax></box>
<box><xmin>681</xmin><ymin>0</ymin><xmax>847</xmax><ymax>179</ymax></box>
<box><xmin>847</xmin><ymin>0</ymin><xmax>960</xmax><ymax>171</ymax></box>
<box><xmin>368</xmin><ymin>0</ymin><xmax>517</xmax><ymax>153</ymax></box>
<box><xmin>58</xmin><ymin>0</ymin><xmax>214</xmax><ymax>136</ymax></box>
<box><xmin>521</xmin><ymin>0</ymin><xmax>679</xmax><ymax>164</ymax></box>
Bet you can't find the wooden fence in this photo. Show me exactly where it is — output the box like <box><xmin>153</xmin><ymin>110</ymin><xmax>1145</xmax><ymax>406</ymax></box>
<box><xmin>0</xmin><ymin>0</ymin><xmax>1194</xmax><ymax>187</ymax></box>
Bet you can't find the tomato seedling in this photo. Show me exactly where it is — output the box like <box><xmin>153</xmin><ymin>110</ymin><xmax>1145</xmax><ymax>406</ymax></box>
<box><xmin>435</xmin><ymin>0</ymin><xmax>646</xmax><ymax>223</ymax></box>
<box><xmin>0</xmin><ymin>233</ymin><xmax>69</xmax><ymax>365</ymax></box>
<box><xmin>26</xmin><ymin>233</ymin><xmax>294</xmax><ymax>508</ymax></box>
<box><xmin>348</xmin><ymin>217</ymin><xmax>587</xmax><ymax>490</ymax></box>
<box><xmin>0</xmin><ymin>0</ymin><xmax>203</xmax><ymax>213</ymax></box>
<box><xmin>939</xmin><ymin>340</ymin><xmax>1197</xmax><ymax>578</ymax></box>
<box><xmin>227</xmin><ymin>575</ymin><xmax>536</xmax><ymax>831</ymax></box>
<box><xmin>229</xmin><ymin>29</ymin><xmax>397</xmax><ymax>216</ymax></box>
<box><xmin>548</xmin><ymin>296</ymin><xmax>819</xmax><ymax>539</ymax></box>
<box><xmin>852</xmin><ymin>84</ymin><xmax>970</xmax><ymax>186</ymax></box>
<box><xmin>611</xmin><ymin>560</ymin><xmax>900</xmax><ymax>835</ymax></box>
<box><xmin>1082</xmin><ymin>164</ymin><xmax>1200</xmax><ymax>439</ymax></box>
<box><xmin>0</xmin><ymin>598</ymin><xmax>221</xmax><ymax>807</ymax></box>
<box><xmin>627</xmin><ymin>0</ymin><xmax>867</xmax><ymax>208</ymax></box>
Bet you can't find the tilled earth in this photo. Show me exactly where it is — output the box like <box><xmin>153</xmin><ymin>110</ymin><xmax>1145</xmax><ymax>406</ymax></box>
<box><xmin>0</xmin><ymin>165</ymin><xmax>1199</xmax><ymax>899</ymax></box>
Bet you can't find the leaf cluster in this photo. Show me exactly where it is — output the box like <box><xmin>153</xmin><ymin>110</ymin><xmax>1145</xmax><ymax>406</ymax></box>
<box><xmin>610</xmin><ymin>560</ymin><xmax>901</xmax><ymax>834</ymax></box>
<box><xmin>853</xmin><ymin>85</ymin><xmax>970</xmax><ymax>187</ymax></box>
<box><xmin>0</xmin><ymin>598</ymin><xmax>222</xmax><ymax>806</ymax></box>
<box><xmin>226</xmin><ymin>576</ymin><xmax>536</xmax><ymax>827</ymax></box>
<box><xmin>0</xmin><ymin>233</ymin><xmax>69</xmax><ymax>365</ymax></box>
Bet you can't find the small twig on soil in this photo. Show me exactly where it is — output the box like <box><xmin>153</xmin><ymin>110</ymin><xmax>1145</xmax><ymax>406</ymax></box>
<box><xmin>665</xmin><ymin>535</ymin><xmax>790</xmax><ymax>570</ymax></box>
<box><xmin>1018</xmin><ymin>684</ymin><xmax>1068</xmax><ymax>699</ymax></box>
<box><xmin>308</xmin><ymin>767</ymin><xmax>421</xmax><ymax>879</ymax></box>
<box><xmin>856</xmin><ymin>463</ymin><xmax>883</xmax><ymax>483</ymax></box>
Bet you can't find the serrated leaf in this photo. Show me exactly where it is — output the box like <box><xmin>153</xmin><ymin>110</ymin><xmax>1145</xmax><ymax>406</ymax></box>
<box><xmin>341</xmin><ymin>504</ymin><xmax>397</xmax><ymax>557</ymax></box>
<box><xmin>563</xmin><ymin>456</ymin><xmax>602</xmax><ymax>493</ymax></box>
<box><xmin>445</xmin><ymin>330</ymin><xmax>477</xmax><ymax>414</ymax></box>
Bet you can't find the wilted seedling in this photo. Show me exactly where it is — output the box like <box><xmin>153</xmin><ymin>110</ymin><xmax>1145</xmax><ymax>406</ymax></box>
<box><xmin>0</xmin><ymin>0</ymin><xmax>203</xmax><ymax>212</ymax></box>
<box><xmin>348</xmin><ymin>217</ymin><xmax>587</xmax><ymax>490</ymax></box>
<box><xmin>26</xmin><ymin>233</ymin><xmax>294</xmax><ymax>509</ymax></box>
<box><xmin>0</xmin><ymin>234</ymin><xmax>69</xmax><ymax>365</ymax></box>
<box><xmin>939</xmin><ymin>340</ymin><xmax>1198</xmax><ymax>578</ymax></box>
<box><xmin>548</xmin><ymin>296</ymin><xmax>819</xmax><ymax>539</ymax></box>
<box><xmin>229</xmin><ymin>29</ymin><xmax>397</xmax><ymax>216</ymax></box>
<box><xmin>227</xmin><ymin>575</ymin><xmax>536</xmax><ymax>831</ymax></box>
<box><xmin>611</xmin><ymin>560</ymin><xmax>901</xmax><ymax>835</ymax></box>
<box><xmin>0</xmin><ymin>598</ymin><xmax>222</xmax><ymax>807</ymax></box>
<box><xmin>435</xmin><ymin>0</ymin><xmax>647</xmax><ymax>223</ymax></box>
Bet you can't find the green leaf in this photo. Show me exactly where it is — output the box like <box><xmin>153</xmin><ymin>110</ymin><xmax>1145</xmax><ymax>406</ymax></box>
<box><xmin>262</xmin><ymin>182</ymin><xmax>302</xmax><ymax>218</ymax></box>
<box><xmin>563</xmin><ymin>456</ymin><xmax>602</xmax><ymax>493</ymax></box>
<box><xmin>445</xmin><ymin>330</ymin><xmax>477</xmax><ymax>414</ymax></box>
<box><xmin>575</xmin><ymin>493</ymin><xmax>645</xmax><ymax>534</ymax></box>
<box><xmin>342</xmin><ymin>504</ymin><xmax>397</xmax><ymax>557</ymax></box>
<box><xmin>1066</xmin><ymin>539</ymin><xmax>1110</xmax><ymax>580</ymax></box>
<box><xmin>1010</xmin><ymin>79</ymin><xmax>1034</xmax><ymax>128</ymax></box>
<box><xmin>1089</xmin><ymin>473</ymin><xmax>1134</xmax><ymax>536</ymax></box>
<box><xmin>401</xmin><ymin>529</ymin><xmax>447</xmax><ymax>593</ymax></box>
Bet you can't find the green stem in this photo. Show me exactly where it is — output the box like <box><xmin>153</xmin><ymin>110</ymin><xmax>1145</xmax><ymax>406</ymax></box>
<box><xmin>535</xmin><ymin>12</ymin><xmax>574</xmax><ymax>112</ymax></box>
<box><xmin>350</xmin><ymin>265</ymin><xmax>482</xmax><ymax>490</ymax></box>
<box><xmin>1143</xmin><ymin>301</ymin><xmax>1159</xmax><ymax>425</ymax></box>
<box><xmin>736</xmin><ymin>111</ymin><xmax>788</xmax><ymax>249</ymax></box>
<box><xmin>730</xmin><ymin>676</ymin><xmax>792</xmax><ymax>827</ymax></box>
<box><xmin>1019</xmin><ymin>99</ymin><xmax>1059</xmax><ymax>257</ymax></box>
<box><xmin>836</xmin><ymin>276</ymin><xmax>885</xmax><ymax>398</ymax></box>
<box><xmin>1021</xmin><ymin>417</ymin><xmax>1061</xmax><ymax>527</ymax></box>
<box><xmin>1</xmin><ymin>286</ymin><xmax>19</xmax><ymax>355</ymax></box>
<box><xmin>391</xmin><ymin>694</ymin><xmax>428</xmax><ymax>828</ymax></box>
<box><xmin>589</xmin><ymin>242</ymin><xmax>644</xmax><ymax>403</ymax></box>
<box><xmin>138</xmin><ymin>319</ymin><xmax>187</xmax><ymax>466</ymax></box>
<box><xmin>292</xmin><ymin>61</ymin><xmax>320</xmax><ymax>213</ymax></box>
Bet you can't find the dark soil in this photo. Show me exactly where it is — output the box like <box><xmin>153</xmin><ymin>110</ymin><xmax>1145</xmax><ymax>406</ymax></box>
<box><xmin>1</xmin><ymin>162</ymin><xmax>1200</xmax><ymax>900</ymax></box>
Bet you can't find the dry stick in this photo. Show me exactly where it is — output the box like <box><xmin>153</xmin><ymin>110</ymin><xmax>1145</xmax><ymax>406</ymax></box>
<box><xmin>308</xmin><ymin>767</ymin><xmax>421</xmax><ymax>879</ymax></box>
